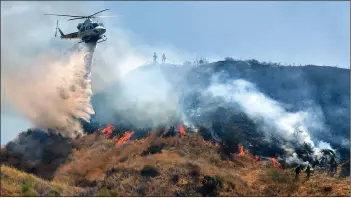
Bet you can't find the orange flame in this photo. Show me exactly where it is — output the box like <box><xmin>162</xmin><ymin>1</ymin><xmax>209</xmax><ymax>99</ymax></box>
<box><xmin>116</xmin><ymin>131</ymin><xmax>134</xmax><ymax>146</ymax></box>
<box><xmin>100</xmin><ymin>124</ymin><xmax>114</xmax><ymax>139</ymax></box>
<box><xmin>270</xmin><ymin>158</ymin><xmax>282</xmax><ymax>169</ymax></box>
<box><xmin>133</xmin><ymin>136</ymin><xmax>150</xmax><ymax>144</ymax></box>
<box><xmin>203</xmin><ymin>140</ymin><xmax>212</xmax><ymax>147</ymax></box>
<box><xmin>178</xmin><ymin>125</ymin><xmax>187</xmax><ymax>136</ymax></box>
<box><xmin>237</xmin><ymin>144</ymin><xmax>249</xmax><ymax>156</ymax></box>
<box><xmin>255</xmin><ymin>155</ymin><xmax>261</xmax><ymax>162</ymax></box>
<box><xmin>215</xmin><ymin>142</ymin><xmax>220</xmax><ymax>148</ymax></box>
<box><xmin>202</xmin><ymin>140</ymin><xmax>220</xmax><ymax>148</ymax></box>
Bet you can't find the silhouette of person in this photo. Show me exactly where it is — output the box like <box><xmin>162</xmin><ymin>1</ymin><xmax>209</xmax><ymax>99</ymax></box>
<box><xmin>295</xmin><ymin>165</ymin><xmax>303</xmax><ymax>180</ymax></box>
<box><xmin>153</xmin><ymin>52</ymin><xmax>157</xmax><ymax>64</ymax></box>
<box><xmin>162</xmin><ymin>53</ymin><xmax>166</xmax><ymax>63</ymax></box>
<box><xmin>306</xmin><ymin>164</ymin><xmax>311</xmax><ymax>179</ymax></box>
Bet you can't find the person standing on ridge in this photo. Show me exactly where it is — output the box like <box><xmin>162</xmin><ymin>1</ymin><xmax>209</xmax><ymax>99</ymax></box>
<box><xmin>295</xmin><ymin>164</ymin><xmax>303</xmax><ymax>180</ymax></box>
<box><xmin>153</xmin><ymin>52</ymin><xmax>158</xmax><ymax>64</ymax></box>
<box><xmin>329</xmin><ymin>157</ymin><xmax>338</xmax><ymax>177</ymax></box>
<box><xmin>306</xmin><ymin>163</ymin><xmax>311</xmax><ymax>179</ymax></box>
<box><xmin>162</xmin><ymin>53</ymin><xmax>166</xmax><ymax>63</ymax></box>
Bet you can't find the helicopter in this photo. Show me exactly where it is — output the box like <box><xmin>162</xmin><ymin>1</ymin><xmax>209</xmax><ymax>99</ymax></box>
<box><xmin>44</xmin><ymin>9</ymin><xmax>114</xmax><ymax>44</ymax></box>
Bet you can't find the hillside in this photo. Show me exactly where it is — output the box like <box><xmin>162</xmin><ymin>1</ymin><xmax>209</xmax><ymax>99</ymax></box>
<box><xmin>1</xmin><ymin>59</ymin><xmax>349</xmax><ymax>196</ymax></box>
<box><xmin>1</xmin><ymin>129</ymin><xmax>350</xmax><ymax>196</ymax></box>
<box><xmin>0</xmin><ymin>165</ymin><xmax>84</xmax><ymax>196</ymax></box>
<box><xmin>89</xmin><ymin>60</ymin><xmax>350</xmax><ymax>159</ymax></box>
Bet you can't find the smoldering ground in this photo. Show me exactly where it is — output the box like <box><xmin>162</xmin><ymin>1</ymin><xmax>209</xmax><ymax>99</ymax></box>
<box><xmin>204</xmin><ymin>76</ymin><xmax>333</xmax><ymax>162</ymax></box>
<box><xmin>183</xmin><ymin>63</ymin><xmax>349</xmax><ymax>163</ymax></box>
<box><xmin>1</xmin><ymin>2</ymin><xmax>348</xmax><ymax>166</ymax></box>
<box><xmin>89</xmin><ymin>60</ymin><xmax>349</xmax><ymax>165</ymax></box>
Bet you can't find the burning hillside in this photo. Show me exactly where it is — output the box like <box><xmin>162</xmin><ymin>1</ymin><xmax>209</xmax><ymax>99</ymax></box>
<box><xmin>88</xmin><ymin>59</ymin><xmax>350</xmax><ymax>167</ymax></box>
<box><xmin>1</xmin><ymin>1</ymin><xmax>349</xmax><ymax>197</ymax></box>
<box><xmin>1</xmin><ymin>127</ymin><xmax>349</xmax><ymax>196</ymax></box>
<box><xmin>1</xmin><ymin>58</ymin><xmax>350</xmax><ymax>197</ymax></box>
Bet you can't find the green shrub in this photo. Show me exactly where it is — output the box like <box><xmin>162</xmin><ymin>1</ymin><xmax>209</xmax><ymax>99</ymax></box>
<box><xmin>22</xmin><ymin>179</ymin><xmax>34</xmax><ymax>193</ymax></box>
<box><xmin>23</xmin><ymin>188</ymin><xmax>39</xmax><ymax>196</ymax></box>
<box><xmin>22</xmin><ymin>178</ymin><xmax>38</xmax><ymax>196</ymax></box>
<box><xmin>96</xmin><ymin>187</ymin><xmax>117</xmax><ymax>197</ymax></box>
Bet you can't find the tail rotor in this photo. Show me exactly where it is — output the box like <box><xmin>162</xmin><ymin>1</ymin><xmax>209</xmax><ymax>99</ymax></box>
<box><xmin>55</xmin><ymin>20</ymin><xmax>58</xmax><ymax>37</ymax></box>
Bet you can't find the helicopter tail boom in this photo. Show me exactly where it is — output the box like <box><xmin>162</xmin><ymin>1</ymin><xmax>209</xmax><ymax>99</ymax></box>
<box><xmin>57</xmin><ymin>27</ymin><xmax>65</xmax><ymax>37</ymax></box>
<box><xmin>54</xmin><ymin>20</ymin><xmax>65</xmax><ymax>37</ymax></box>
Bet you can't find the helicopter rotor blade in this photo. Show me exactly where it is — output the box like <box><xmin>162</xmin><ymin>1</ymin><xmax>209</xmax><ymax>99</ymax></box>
<box><xmin>44</xmin><ymin>13</ymin><xmax>85</xmax><ymax>17</ymax></box>
<box><xmin>55</xmin><ymin>20</ymin><xmax>58</xmax><ymax>37</ymax></box>
<box><xmin>67</xmin><ymin>17</ymin><xmax>87</xmax><ymax>21</ymax></box>
<box><xmin>89</xmin><ymin>9</ymin><xmax>109</xmax><ymax>17</ymax></box>
<box><xmin>92</xmin><ymin>15</ymin><xmax>117</xmax><ymax>18</ymax></box>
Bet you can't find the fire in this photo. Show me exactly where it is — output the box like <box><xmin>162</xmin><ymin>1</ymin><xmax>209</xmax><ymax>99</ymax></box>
<box><xmin>100</xmin><ymin>124</ymin><xmax>114</xmax><ymax>139</ymax></box>
<box><xmin>202</xmin><ymin>139</ymin><xmax>220</xmax><ymax>148</ymax></box>
<box><xmin>215</xmin><ymin>142</ymin><xmax>220</xmax><ymax>148</ymax></box>
<box><xmin>133</xmin><ymin>136</ymin><xmax>150</xmax><ymax>144</ymax></box>
<box><xmin>203</xmin><ymin>140</ymin><xmax>212</xmax><ymax>147</ymax></box>
<box><xmin>116</xmin><ymin>131</ymin><xmax>134</xmax><ymax>146</ymax></box>
<box><xmin>178</xmin><ymin>124</ymin><xmax>187</xmax><ymax>136</ymax></box>
<box><xmin>255</xmin><ymin>155</ymin><xmax>261</xmax><ymax>162</ymax></box>
<box><xmin>237</xmin><ymin>144</ymin><xmax>249</xmax><ymax>156</ymax></box>
<box><xmin>270</xmin><ymin>157</ymin><xmax>282</xmax><ymax>169</ymax></box>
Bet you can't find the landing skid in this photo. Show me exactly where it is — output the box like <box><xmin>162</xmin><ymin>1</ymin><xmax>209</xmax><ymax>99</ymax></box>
<box><xmin>97</xmin><ymin>38</ymin><xmax>107</xmax><ymax>44</ymax></box>
<box><xmin>78</xmin><ymin>38</ymin><xmax>107</xmax><ymax>44</ymax></box>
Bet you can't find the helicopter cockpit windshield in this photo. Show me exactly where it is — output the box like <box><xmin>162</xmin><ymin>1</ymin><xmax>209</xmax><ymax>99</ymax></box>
<box><xmin>91</xmin><ymin>22</ymin><xmax>104</xmax><ymax>28</ymax></box>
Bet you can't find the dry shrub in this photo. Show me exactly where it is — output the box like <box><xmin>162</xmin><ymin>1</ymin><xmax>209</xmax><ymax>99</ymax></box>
<box><xmin>53</xmin><ymin>137</ymin><xmax>118</xmax><ymax>186</ymax></box>
<box><xmin>20</xmin><ymin>131</ymin><xmax>347</xmax><ymax>197</ymax></box>
<box><xmin>1</xmin><ymin>165</ymin><xmax>84</xmax><ymax>196</ymax></box>
<box><xmin>140</xmin><ymin>165</ymin><xmax>159</xmax><ymax>178</ymax></box>
<box><xmin>0</xmin><ymin>130</ymin><xmax>75</xmax><ymax>180</ymax></box>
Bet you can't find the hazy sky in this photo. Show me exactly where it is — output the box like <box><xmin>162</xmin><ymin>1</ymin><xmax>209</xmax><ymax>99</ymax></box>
<box><xmin>98</xmin><ymin>1</ymin><xmax>350</xmax><ymax>67</ymax></box>
<box><xmin>1</xmin><ymin>1</ymin><xmax>350</xmax><ymax>145</ymax></box>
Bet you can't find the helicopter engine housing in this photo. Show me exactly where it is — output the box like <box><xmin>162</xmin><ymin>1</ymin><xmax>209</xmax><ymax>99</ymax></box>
<box><xmin>77</xmin><ymin>23</ymin><xmax>82</xmax><ymax>30</ymax></box>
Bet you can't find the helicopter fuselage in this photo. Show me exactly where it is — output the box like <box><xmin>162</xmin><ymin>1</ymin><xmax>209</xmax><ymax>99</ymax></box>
<box><xmin>46</xmin><ymin>9</ymin><xmax>111</xmax><ymax>44</ymax></box>
<box><xmin>76</xmin><ymin>19</ymin><xmax>106</xmax><ymax>43</ymax></box>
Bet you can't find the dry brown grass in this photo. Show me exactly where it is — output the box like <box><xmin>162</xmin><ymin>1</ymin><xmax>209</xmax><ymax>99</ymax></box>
<box><xmin>52</xmin><ymin>133</ymin><xmax>263</xmax><ymax>196</ymax></box>
<box><xmin>2</xmin><ymin>132</ymin><xmax>350</xmax><ymax>197</ymax></box>
<box><xmin>0</xmin><ymin>165</ymin><xmax>84</xmax><ymax>196</ymax></box>
<box><xmin>291</xmin><ymin>171</ymin><xmax>350</xmax><ymax>197</ymax></box>
<box><xmin>253</xmin><ymin>166</ymin><xmax>351</xmax><ymax>197</ymax></box>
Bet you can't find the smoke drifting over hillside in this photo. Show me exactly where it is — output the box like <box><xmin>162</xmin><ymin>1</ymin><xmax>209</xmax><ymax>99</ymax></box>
<box><xmin>89</xmin><ymin>59</ymin><xmax>349</xmax><ymax>164</ymax></box>
<box><xmin>1</xmin><ymin>1</ymin><xmax>349</xmax><ymax>166</ymax></box>
<box><xmin>206</xmin><ymin>77</ymin><xmax>332</xmax><ymax>160</ymax></box>
<box><xmin>91</xmin><ymin>65</ymin><xmax>185</xmax><ymax>128</ymax></box>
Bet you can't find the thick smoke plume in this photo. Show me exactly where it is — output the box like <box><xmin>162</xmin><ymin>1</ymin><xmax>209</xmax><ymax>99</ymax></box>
<box><xmin>1</xmin><ymin>2</ymin><xmax>101</xmax><ymax>138</ymax></box>
<box><xmin>1</xmin><ymin>1</ymin><xmax>187</xmax><ymax>139</ymax></box>
<box><xmin>205</xmin><ymin>76</ymin><xmax>334</xmax><ymax>163</ymax></box>
<box><xmin>92</xmin><ymin>65</ymin><xmax>184</xmax><ymax>128</ymax></box>
<box><xmin>2</xmin><ymin>44</ymin><xmax>96</xmax><ymax>137</ymax></box>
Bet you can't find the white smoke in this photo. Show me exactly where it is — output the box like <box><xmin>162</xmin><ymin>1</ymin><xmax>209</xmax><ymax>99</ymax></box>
<box><xmin>1</xmin><ymin>1</ymin><xmax>192</xmax><ymax>140</ymax></box>
<box><xmin>1</xmin><ymin>2</ymin><xmax>101</xmax><ymax>139</ymax></box>
<box><xmin>2</xmin><ymin>44</ymin><xmax>95</xmax><ymax>137</ymax></box>
<box><xmin>92</xmin><ymin>65</ymin><xmax>184</xmax><ymax>128</ymax></box>
<box><xmin>206</xmin><ymin>77</ymin><xmax>334</xmax><ymax>163</ymax></box>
